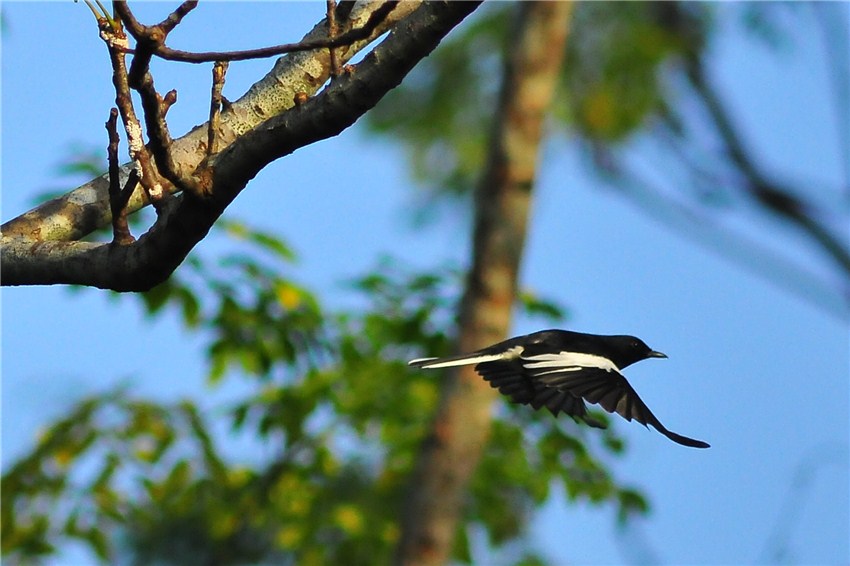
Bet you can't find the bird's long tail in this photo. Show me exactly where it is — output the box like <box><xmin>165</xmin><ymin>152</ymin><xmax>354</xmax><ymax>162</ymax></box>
<box><xmin>652</xmin><ymin>422</ymin><xmax>711</xmax><ymax>449</ymax></box>
<box><xmin>408</xmin><ymin>352</ymin><xmax>504</xmax><ymax>369</ymax></box>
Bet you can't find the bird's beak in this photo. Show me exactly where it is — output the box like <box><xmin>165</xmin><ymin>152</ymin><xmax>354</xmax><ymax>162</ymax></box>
<box><xmin>648</xmin><ymin>350</ymin><xmax>668</xmax><ymax>359</ymax></box>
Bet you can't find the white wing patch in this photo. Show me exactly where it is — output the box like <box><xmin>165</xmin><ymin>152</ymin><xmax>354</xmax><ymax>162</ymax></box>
<box><xmin>501</xmin><ymin>345</ymin><xmax>525</xmax><ymax>359</ymax></box>
<box><xmin>522</xmin><ymin>351</ymin><xmax>620</xmax><ymax>373</ymax></box>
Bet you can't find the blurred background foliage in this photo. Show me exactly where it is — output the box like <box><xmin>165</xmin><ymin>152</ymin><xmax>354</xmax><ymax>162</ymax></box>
<box><xmin>367</xmin><ymin>2</ymin><xmax>848</xmax><ymax>312</ymax></box>
<box><xmin>2</xmin><ymin>219</ymin><xmax>641</xmax><ymax>564</ymax></box>
<box><xmin>3</xmin><ymin>2</ymin><xmax>847</xmax><ymax>564</ymax></box>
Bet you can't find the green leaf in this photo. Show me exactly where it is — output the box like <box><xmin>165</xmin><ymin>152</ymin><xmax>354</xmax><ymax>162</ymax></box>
<box><xmin>4</xmin><ymin>243</ymin><xmax>645</xmax><ymax>565</ymax></box>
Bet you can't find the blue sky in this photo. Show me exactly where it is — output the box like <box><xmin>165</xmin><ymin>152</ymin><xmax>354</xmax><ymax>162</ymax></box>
<box><xmin>2</xmin><ymin>3</ymin><xmax>848</xmax><ymax>565</ymax></box>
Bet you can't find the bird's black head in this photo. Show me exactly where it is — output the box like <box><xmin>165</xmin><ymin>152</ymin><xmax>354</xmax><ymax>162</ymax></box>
<box><xmin>607</xmin><ymin>335</ymin><xmax>667</xmax><ymax>369</ymax></box>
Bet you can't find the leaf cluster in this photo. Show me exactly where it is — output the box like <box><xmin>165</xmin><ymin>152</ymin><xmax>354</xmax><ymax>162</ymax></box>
<box><xmin>3</xmin><ymin>222</ymin><xmax>645</xmax><ymax>565</ymax></box>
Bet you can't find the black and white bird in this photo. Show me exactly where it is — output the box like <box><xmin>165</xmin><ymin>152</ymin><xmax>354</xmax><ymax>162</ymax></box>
<box><xmin>409</xmin><ymin>329</ymin><xmax>709</xmax><ymax>449</ymax></box>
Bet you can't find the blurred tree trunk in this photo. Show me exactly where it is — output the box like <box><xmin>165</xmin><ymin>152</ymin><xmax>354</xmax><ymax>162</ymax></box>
<box><xmin>394</xmin><ymin>3</ymin><xmax>574</xmax><ymax>564</ymax></box>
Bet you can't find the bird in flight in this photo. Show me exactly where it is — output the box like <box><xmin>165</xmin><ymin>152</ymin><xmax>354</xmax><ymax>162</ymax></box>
<box><xmin>409</xmin><ymin>329</ymin><xmax>709</xmax><ymax>448</ymax></box>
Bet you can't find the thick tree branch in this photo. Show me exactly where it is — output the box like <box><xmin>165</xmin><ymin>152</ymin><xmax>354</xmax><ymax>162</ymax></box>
<box><xmin>1</xmin><ymin>1</ymin><xmax>482</xmax><ymax>290</ymax></box>
<box><xmin>1</xmin><ymin>1</ymin><xmax>422</xmax><ymax>243</ymax></box>
<box><xmin>394</xmin><ymin>3</ymin><xmax>573</xmax><ymax>565</ymax></box>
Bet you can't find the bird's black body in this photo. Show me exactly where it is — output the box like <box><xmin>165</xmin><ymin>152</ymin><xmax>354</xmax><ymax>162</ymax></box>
<box><xmin>409</xmin><ymin>329</ymin><xmax>709</xmax><ymax>449</ymax></box>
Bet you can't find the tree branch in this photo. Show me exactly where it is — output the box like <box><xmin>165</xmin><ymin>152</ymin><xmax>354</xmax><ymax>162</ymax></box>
<box><xmin>1</xmin><ymin>1</ymin><xmax>482</xmax><ymax>290</ymax></box>
<box><xmin>89</xmin><ymin>1</ymin><xmax>170</xmax><ymax>210</ymax></box>
<box><xmin>115</xmin><ymin>1</ymin><xmax>208</xmax><ymax>197</ymax></box>
<box><xmin>685</xmin><ymin>55</ymin><xmax>850</xmax><ymax>278</ymax></box>
<box><xmin>133</xmin><ymin>1</ymin><xmax>401</xmax><ymax>64</ymax></box>
<box><xmin>1</xmin><ymin>1</ymin><xmax>422</xmax><ymax>243</ymax></box>
<box><xmin>106</xmin><ymin>108</ymin><xmax>135</xmax><ymax>244</ymax></box>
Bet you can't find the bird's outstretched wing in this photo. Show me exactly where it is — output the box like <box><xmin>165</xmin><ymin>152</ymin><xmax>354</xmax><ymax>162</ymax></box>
<box><xmin>475</xmin><ymin>360</ymin><xmax>606</xmax><ymax>429</ymax></box>
<box><xmin>521</xmin><ymin>360</ymin><xmax>710</xmax><ymax>448</ymax></box>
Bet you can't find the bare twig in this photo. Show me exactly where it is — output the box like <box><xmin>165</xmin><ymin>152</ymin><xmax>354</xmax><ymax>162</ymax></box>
<box><xmin>91</xmin><ymin>6</ymin><xmax>167</xmax><ymax>211</ymax></box>
<box><xmin>85</xmin><ymin>2</ymin><xmax>174</xmax><ymax>211</ymax></box>
<box><xmin>117</xmin><ymin>1</ymin><xmax>197</xmax><ymax>86</ymax></box>
<box><xmin>208</xmin><ymin>61</ymin><xmax>229</xmax><ymax>157</ymax></box>
<box><xmin>113</xmin><ymin>1</ymin><xmax>205</xmax><ymax>197</ymax></box>
<box><xmin>158</xmin><ymin>0</ymin><xmax>198</xmax><ymax>33</ymax></box>
<box><xmin>135</xmin><ymin>69</ymin><xmax>198</xmax><ymax>195</ymax></box>
<box><xmin>162</xmin><ymin>89</ymin><xmax>177</xmax><ymax>117</ymax></box>
<box><xmin>114</xmin><ymin>1</ymin><xmax>400</xmax><ymax>64</ymax></box>
<box><xmin>327</xmin><ymin>0</ymin><xmax>340</xmax><ymax>77</ymax></box>
<box><xmin>106</xmin><ymin>108</ymin><xmax>135</xmax><ymax>244</ymax></box>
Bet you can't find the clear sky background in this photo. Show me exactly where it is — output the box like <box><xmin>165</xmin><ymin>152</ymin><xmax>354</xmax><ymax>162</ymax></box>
<box><xmin>2</xmin><ymin>3</ymin><xmax>848</xmax><ymax>565</ymax></box>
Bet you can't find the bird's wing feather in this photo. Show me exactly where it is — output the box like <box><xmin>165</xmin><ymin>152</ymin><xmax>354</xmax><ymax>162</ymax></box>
<box><xmin>475</xmin><ymin>360</ymin><xmax>535</xmax><ymax>404</ymax></box>
<box><xmin>475</xmin><ymin>361</ymin><xmax>606</xmax><ymax>428</ymax></box>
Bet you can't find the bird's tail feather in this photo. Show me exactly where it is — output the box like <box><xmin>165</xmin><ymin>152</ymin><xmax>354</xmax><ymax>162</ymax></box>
<box><xmin>653</xmin><ymin>423</ymin><xmax>710</xmax><ymax>449</ymax></box>
<box><xmin>408</xmin><ymin>353</ymin><xmax>504</xmax><ymax>369</ymax></box>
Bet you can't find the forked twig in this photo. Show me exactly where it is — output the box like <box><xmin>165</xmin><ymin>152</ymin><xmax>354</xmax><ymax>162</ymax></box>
<box><xmin>87</xmin><ymin>0</ymin><xmax>170</xmax><ymax>210</ymax></box>
<box><xmin>113</xmin><ymin>1</ymin><xmax>216</xmax><ymax>197</ymax></box>
<box><xmin>105</xmin><ymin>108</ymin><xmax>136</xmax><ymax>244</ymax></box>
<box><xmin>89</xmin><ymin>0</ymin><xmax>403</xmax><ymax>210</ymax></box>
<box><xmin>111</xmin><ymin>1</ymin><xmax>400</xmax><ymax>64</ymax></box>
